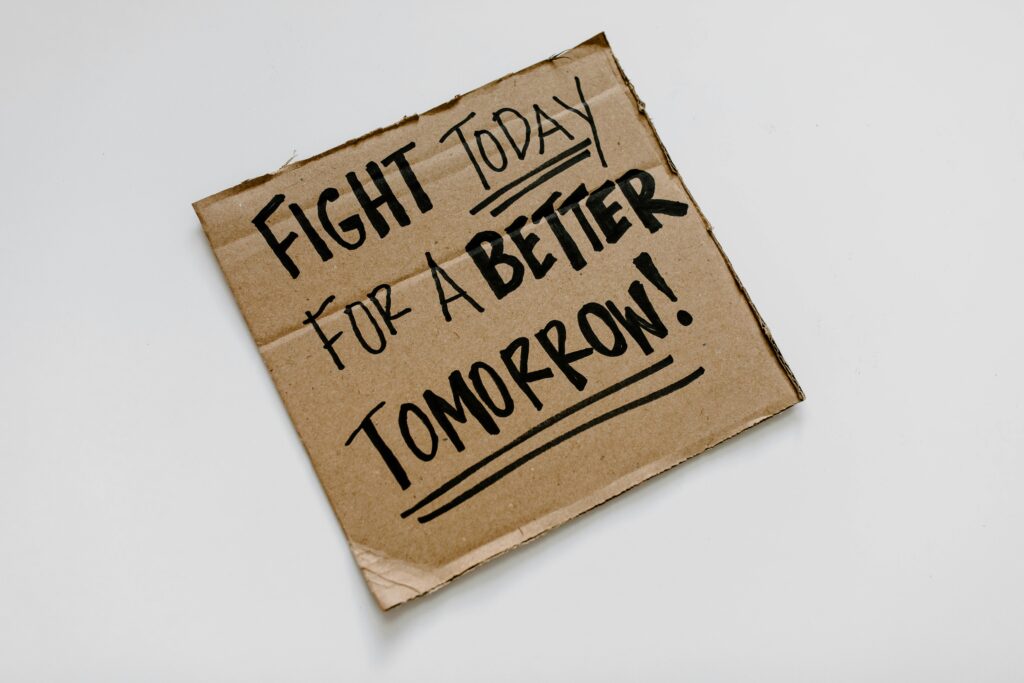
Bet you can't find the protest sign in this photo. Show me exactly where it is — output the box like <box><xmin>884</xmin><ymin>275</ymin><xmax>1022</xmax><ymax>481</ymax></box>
<box><xmin>194</xmin><ymin>34</ymin><xmax>803</xmax><ymax>609</ymax></box>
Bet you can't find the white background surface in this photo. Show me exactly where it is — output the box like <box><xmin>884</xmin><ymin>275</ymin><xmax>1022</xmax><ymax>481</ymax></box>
<box><xmin>2</xmin><ymin>1</ymin><xmax>1022</xmax><ymax>680</ymax></box>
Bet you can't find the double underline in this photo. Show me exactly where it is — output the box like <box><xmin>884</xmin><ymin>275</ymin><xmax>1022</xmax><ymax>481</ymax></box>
<box><xmin>399</xmin><ymin>139</ymin><xmax>700</xmax><ymax>522</ymax></box>
<box><xmin>402</xmin><ymin>355</ymin><xmax>706</xmax><ymax>524</ymax></box>
<box><xmin>468</xmin><ymin>139</ymin><xmax>593</xmax><ymax>217</ymax></box>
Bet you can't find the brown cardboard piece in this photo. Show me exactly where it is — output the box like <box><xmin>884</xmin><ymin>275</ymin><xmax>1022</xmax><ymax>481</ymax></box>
<box><xmin>194</xmin><ymin>34</ymin><xmax>803</xmax><ymax>610</ymax></box>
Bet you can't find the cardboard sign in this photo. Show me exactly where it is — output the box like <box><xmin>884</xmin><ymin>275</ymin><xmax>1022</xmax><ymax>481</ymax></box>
<box><xmin>194</xmin><ymin>34</ymin><xmax>803</xmax><ymax>610</ymax></box>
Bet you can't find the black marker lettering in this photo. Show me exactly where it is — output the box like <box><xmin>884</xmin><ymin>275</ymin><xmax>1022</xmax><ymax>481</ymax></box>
<box><xmin>252</xmin><ymin>194</ymin><xmax>300</xmax><ymax>278</ymax></box>
<box><xmin>398</xmin><ymin>402</ymin><xmax>438</xmax><ymax>462</ymax></box>
<box><xmin>533</xmin><ymin>103</ymin><xmax>574</xmax><ymax>154</ymax></box>
<box><xmin>533</xmin><ymin>191</ymin><xmax>586</xmax><ymax>271</ymax></box>
<box><xmin>287</xmin><ymin>202</ymin><xmax>334</xmax><ymax>263</ymax></box>
<box><xmin>424</xmin><ymin>371</ymin><xmax>500</xmax><ymax>452</ymax></box>
<box><xmin>558</xmin><ymin>183</ymin><xmax>604</xmax><ymax>252</ymax></box>
<box><xmin>317</xmin><ymin>187</ymin><xmax>366</xmax><ymax>250</ymax></box>
<box><xmin>302</xmin><ymin>295</ymin><xmax>345</xmax><ymax>370</ymax></box>
<box><xmin>426</xmin><ymin>251</ymin><xmax>485</xmax><ymax>322</ymax></box>
<box><xmin>535</xmin><ymin>319</ymin><xmax>593</xmax><ymax>390</ymax></box>
<box><xmin>500</xmin><ymin>337</ymin><xmax>554</xmax><ymax>411</ymax></box>
<box><xmin>439</xmin><ymin>112</ymin><xmax>490</xmax><ymax>189</ymax></box>
<box><xmin>346</xmin><ymin>161</ymin><xmax>410</xmax><ymax>238</ymax></box>
<box><xmin>606</xmin><ymin>281</ymin><xmax>669</xmax><ymax>354</ymax></box>
<box><xmin>474</xmin><ymin>129</ymin><xmax>509</xmax><ymax>173</ymax></box>
<box><xmin>367</xmin><ymin>283</ymin><xmax>411</xmax><ymax>335</ymax></box>
<box><xmin>345</xmin><ymin>401</ymin><xmax>410</xmax><ymax>490</ymax></box>
<box><xmin>466</xmin><ymin>231</ymin><xmax>524</xmax><ymax>299</ymax></box>
<box><xmin>505</xmin><ymin>215</ymin><xmax>555</xmax><ymax>279</ymax></box>
<box><xmin>382</xmin><ymin>141</ymin><xmax>433</xmax><ymax>213</ymax></box>
<box><xmin>468</xmin><ymin>361</ymin><xmax>515</xmax><ymax>418</ymax></box>
<box><xmin>344</xmin><ymin>300</ymin><xmax>386</xmax><ymax>354</ymax></box>
<box><xmin>553</xmin><ymin>76</ymin><xmax>607</xmax><ymax>166</ymax></box>
<box><xmin>579</xmin><ymin>302</ymin><xmax>627</xmax><ymax>357</ymax></box>
<box><xmin>493</xmin><ymin>107</ymin><xmax>531</xmax><ymax>160</ymax></box>
<box><xmin>616</xmin><ymin>169</ymin><xmax>688</xmax><ymax>232</ymax></box>
<box><xmin>586</xmin><ymin>180</ymin><xmax>632</xmax><ymax>244</ymax></box>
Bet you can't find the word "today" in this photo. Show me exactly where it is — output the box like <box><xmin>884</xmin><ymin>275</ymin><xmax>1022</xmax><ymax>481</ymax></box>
<box><xmin>439</xmin><ymin>76</ymin><xmax>607</xmax><ymax>193</ymax></box>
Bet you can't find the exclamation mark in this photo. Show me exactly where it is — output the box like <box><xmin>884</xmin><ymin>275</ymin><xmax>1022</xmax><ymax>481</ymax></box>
<box><xmin>632</xmin><ymin>252</ymin><xmax>693</xmax><ymax>326</ymax></box>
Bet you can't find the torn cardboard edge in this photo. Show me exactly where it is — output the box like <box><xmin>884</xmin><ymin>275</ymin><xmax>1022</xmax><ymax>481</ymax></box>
<box><xmin>194</xmin><ymin>32</ymin><xmax>804</xmax><ymax>611</ymax></box>
<box><xmin>194</xmin><ymin>33</ymin><xmax>613</xmax><ymax>213</ymax></box>
<box><xmin>194</xmin><ymin>32</ymin><xmax>802</xmax><ymax>402</ymax></box>
<box><xmin>364</xmin><ymin>397</ymin><xmax>801</xmax><ymax>610</ymax></box>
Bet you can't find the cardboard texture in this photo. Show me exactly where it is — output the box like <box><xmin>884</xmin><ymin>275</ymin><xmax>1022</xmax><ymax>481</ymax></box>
<box><xmin>194</xmin><ymin>34</ymin><xmax>803</xmax><ymax>610</ymax></box>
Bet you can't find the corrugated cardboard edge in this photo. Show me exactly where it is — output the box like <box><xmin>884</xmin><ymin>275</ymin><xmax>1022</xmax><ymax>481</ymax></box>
<box><xmin>367</xmin><ymin>399</ymin><xmax>799</xmax><ymax>610</ymax></box>
<box><xmin>192</xmin><ymin>35</ymin><xmax>611</xmax><ymax>213</ymax></box>
<box><xmin>193</xmin><ymin>32</ymin><xmax>804</xmax><ymax>612</ymax></box>
<box><xmin>598</xmin><ymin>34</ymin><xmax>804</xmax><ymax>402</ymax></box>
